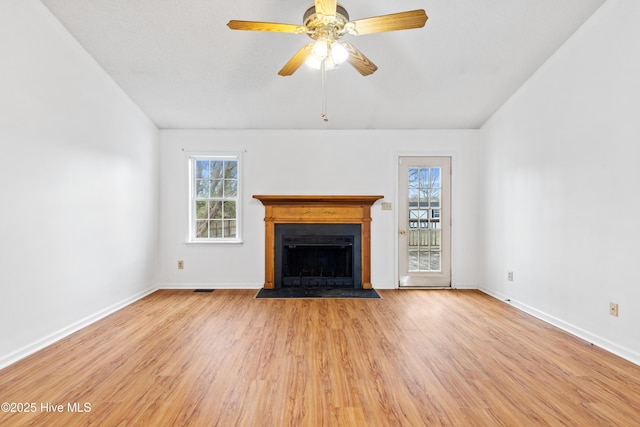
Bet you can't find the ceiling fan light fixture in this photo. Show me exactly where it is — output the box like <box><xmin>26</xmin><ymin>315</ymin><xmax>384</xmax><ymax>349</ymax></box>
<box><xmin>306</xmin><ymin>39</ymin><xmax>347</xmax><ymax>70</ymax></box>
<box><xmin>323</xmin><ymin>56</ymin><xmax>338</xmax><ymax>71</ymax></box>
<box><xmin>311</xmin><ymin>38</ymin><xmax>329</xmax><ymax>59</ymax></box>
<box><xmin>305</xmin><ymin>55</ymin><xmax>322</xmax><ymax>69</ymax></box>
<box><xmin>306</xmin><ymin>57</ymin><xmax>338</xmax><ymax>71</ymax></box>
<box><xmin>330</xmin><ymin>41</ymin><xmax>348</xmax><ymax>64</ymax></box>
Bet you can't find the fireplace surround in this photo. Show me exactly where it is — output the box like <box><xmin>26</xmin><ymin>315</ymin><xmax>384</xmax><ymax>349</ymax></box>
<box><xmin>253</xmin><ymin>195</ymin><xmax>383</xmax><ymax>289</ymax></box>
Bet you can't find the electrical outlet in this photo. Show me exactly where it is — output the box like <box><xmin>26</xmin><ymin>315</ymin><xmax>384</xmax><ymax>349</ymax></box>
<box><xmin>507</xmin><ymin>271</ymin><xmax>514</xmax><ymax>281</ymax></box>
<box><xmin>609</xmin><ymin>302</ymin><xmax>618</xmax><ymax>317</ymax></box>
<box><xmin>178</xmin><ymin>260</ymin><xmax>184</xmax><ymax>270</ymax></box>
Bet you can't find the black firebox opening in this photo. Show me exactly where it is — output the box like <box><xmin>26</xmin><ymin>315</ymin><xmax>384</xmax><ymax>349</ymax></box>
<box><xmin>283</xmin><ymin>237</ymin><xmax>353</xmax><ymax>287</ymax></box>
<box><xmin>275</xmin><ymin>224</ymin><xmax>361</xmax><ymax>289</ymax></box>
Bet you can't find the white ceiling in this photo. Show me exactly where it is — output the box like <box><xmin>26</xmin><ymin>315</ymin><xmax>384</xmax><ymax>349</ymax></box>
<box><xmin>40</xmin><ymin>0</ymin><xmax>606</xmax><ymax>130</ymax></box>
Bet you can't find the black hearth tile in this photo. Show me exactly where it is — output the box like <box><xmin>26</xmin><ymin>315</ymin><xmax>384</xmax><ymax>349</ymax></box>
<box><xmin>255</xmin><ymin>288</ymin><xmax>380</xmax><ymax>299</ymax></box>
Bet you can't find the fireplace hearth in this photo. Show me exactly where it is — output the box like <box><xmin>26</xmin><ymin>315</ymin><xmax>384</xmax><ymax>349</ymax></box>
<box><xmin>253</xmin><ymin>195</ymin><xmax>383</xmax><ymax>289</ymax></box>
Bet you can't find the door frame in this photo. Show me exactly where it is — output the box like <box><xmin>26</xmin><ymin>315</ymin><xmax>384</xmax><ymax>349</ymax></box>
<box><xmin>395</xmin><ymin>153</ymin><xmax>453</xmax><ymax>288</ymax></box>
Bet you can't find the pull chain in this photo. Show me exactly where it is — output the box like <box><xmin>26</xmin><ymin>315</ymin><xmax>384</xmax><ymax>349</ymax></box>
<box><xmin>321</xmin><ymin>60</ymin><xmax>328</xmax><ymax>122</ymax></box>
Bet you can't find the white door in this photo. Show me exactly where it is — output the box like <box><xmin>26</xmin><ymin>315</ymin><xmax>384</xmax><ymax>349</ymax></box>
<box><xmin>398</xmin><ymin>156</ymin><xmax>451</xmax><ymax>287</ymax></box>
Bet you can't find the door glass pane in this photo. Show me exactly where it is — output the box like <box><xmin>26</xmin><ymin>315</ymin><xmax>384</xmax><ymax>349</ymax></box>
<box><xmin>430</xmin><ymin>252</ymin><xmax>441</xmax><ymax>271</ymax></box>
<box><xmin>419</xmin><ymin>189</ymin><xmax>429</xmax><ymax>206</ymax></box>
<box><xmin>430</xmin><ymin>168</ymin><xmax>441</xmax><ymax>187</ymax></box>
<box><xmin>418</xmin><ymin>250</ymin><xmax>430</xmax><ymax>271</ymax></box>
<box><xmin>408</xmin><ymin>250</ymin><xmax>419</xmax><ymax>271</ymax></box>
<box><xmin>419</xmin><ymin>169</ymin><xmax>429</xmax><ymax>187</ymax></box>
<box><xmin>408</xmin><ymin>168</ymin><xmax>419</xmax><ymax>187</ymax></box>
<box><xmin>430</xmin><ymin>189</ymin><xmax>441</xmax><ymax>207</ymax></box>
<box><xmin>406</xmin><ymin>167</ymin><xmax>442</xmax><ymax>272</ymax></box>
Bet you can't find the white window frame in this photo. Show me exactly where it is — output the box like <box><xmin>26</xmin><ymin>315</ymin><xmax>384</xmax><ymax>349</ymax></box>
<box><xmin>187</xmin><ymin>153</ymin><xmax>242</xmax><ymax>244</ymax></box>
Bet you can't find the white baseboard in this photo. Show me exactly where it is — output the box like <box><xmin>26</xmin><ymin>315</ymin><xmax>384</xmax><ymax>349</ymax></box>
<box><xmin>452</xmin><ymin>281</ymin><xmax>478</xmax><ymax>289</ymax></box>
<box><xmin>371</xmin><ymin>283</ymin><xmax>396</xmax><ymax>290</ymax></box>
<box><xmin>0</xmin><ymin>286</ymin><xmax>157</xmax><ymax>370</ymax></box>
<box><xmin>158</xmin><ymin>282</ymin><xmax>400</xmax><ymax>290</ymax></box>
<box><xmin>156</xmin><ymin>282</ymin><xmax>262</xmax><ymax>290</ymax></box>
<box><xmin>479</xmin><ymin>287</ymin><xmax>640</xmax><ymax>367</ymax></box>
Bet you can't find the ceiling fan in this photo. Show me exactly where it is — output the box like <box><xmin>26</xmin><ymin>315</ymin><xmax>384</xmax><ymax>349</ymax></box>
<box><xmin>227</xmin><ymin>0</ymin><xmax>428</xmax><ymax>77</ymax></box>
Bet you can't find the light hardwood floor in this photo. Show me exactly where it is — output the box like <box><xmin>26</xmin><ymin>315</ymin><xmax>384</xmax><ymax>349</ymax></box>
<box><xmin>1</xmin><ymin>289</ymin><xmax>640</xmax><ymax>426</ymax></box>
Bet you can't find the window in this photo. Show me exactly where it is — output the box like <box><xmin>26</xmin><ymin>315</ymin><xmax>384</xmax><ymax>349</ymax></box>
<box><xmin>189</xmin><ymin>155</ymin><xmax>241</xmax><ymax>243</ymax></box>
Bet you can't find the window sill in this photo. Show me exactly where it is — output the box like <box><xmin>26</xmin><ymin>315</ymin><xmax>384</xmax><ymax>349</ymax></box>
<box><xmin>185</xmin><ymin>239</ymin><xmax>243</xmax><ymax>246</ymax></box>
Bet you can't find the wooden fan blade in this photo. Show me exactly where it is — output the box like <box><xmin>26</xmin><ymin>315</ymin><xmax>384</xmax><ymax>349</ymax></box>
<box><xmin>315</xmin><ymin>0</ymin><xmax>337</xmax><ymax>17</ymax></box>
<box><xmin>342</xmin><ymin>41</ymin><xmax>378</xmax><ymax>76</ymax></box>
<box><xmin>227</xmin><ymin>20</ymin><xmax>306</xmax><ymax>34</ymax></box>
<box><xmin>278</xmin><ymin>43</ymin><xmax>313</xmax><ymax>76</ymax></box>
<box><xmin>349</xmin><ymin>10</ymin><xmax>428</xmax><ymax>35</ymax></box>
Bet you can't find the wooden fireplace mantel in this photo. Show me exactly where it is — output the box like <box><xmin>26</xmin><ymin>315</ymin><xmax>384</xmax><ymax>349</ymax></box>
<box><xmin>253</xmin><ymin>195</ymin><xmax>384</xmax><ymax>289</ymax></box>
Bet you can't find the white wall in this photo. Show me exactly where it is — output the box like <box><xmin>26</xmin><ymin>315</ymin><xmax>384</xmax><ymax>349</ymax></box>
<box><xmin>158</xmin><ymin>130</ymin><xmax>480</xmax><ymax>290</ymax></box>
<box><xmin>0</xmin><ymin>0</ymin><xmax>159</xmax><ymax>368</ymax></box>
<box><xmin>480</xmin><ymin>0</ymin><xmax>640</xmax><ymax>363</ymax></box>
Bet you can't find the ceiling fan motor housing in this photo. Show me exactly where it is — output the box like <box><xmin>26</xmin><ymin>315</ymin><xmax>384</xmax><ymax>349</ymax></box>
<box><xmin>303</xmin><ymin>4</ymin><xmax>350</xmax><ymax>40</ymax></box>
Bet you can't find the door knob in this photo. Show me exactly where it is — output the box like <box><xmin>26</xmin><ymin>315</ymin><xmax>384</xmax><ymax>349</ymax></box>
<box><xmin>400</xmin><ymin>229</ymin><xmax>406</xmax><ymax>235</ymax></box>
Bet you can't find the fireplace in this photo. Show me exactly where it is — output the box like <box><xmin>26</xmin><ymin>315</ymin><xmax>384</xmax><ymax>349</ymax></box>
<box><xmin>253</xmin><ymin>195</ymin><xmax>383</xmax><ymax>289</ymax></box>
<box><xmin>275</xmin><ymin>224</ymin><xmax>362</xmax><ymax>288</ymax></box>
